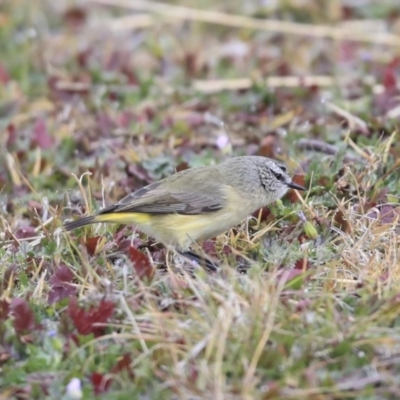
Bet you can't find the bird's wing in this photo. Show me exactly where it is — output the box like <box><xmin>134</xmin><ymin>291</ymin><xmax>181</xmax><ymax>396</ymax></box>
<box><xmin>98</xmin><ymin>180</ymin><xmax>225</xmax><ymax>215</ymax></box>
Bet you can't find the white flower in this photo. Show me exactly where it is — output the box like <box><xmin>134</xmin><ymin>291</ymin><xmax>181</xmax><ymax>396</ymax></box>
<box><xmin>66</xmin><ymin>377</ymin><xmax>83</xmax><ymax>399</ymax></box>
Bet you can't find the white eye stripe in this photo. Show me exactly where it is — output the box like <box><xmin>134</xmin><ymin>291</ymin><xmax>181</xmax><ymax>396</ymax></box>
<box><xmin>277</xmin><ymin>165</ymin><xmax>287</xmax><ymax>173</ymax></box>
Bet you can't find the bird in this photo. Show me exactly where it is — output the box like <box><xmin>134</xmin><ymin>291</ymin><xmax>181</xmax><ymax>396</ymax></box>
<box><xmin>64</xmin><ymin>156</ymin><xmax>305</xmax><ymax>271</ymax></box>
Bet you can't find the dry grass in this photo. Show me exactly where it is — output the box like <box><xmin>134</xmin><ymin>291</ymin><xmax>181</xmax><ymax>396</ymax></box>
<box><xmin>1</xmin><ymin>0</ymin><xmax>400</xmax><ymax>398</ymax></box>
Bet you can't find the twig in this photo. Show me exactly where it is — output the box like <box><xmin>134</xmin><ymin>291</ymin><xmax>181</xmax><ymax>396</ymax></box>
<box><xmin>88</xmin><ymin>0</ymin><xmax>400</xmax><ymax>46</ymax></box>
<box><xmin>53</xmin><ymin>76</ymin><xmax>338</xmax><ymax>95</ymax></box>
<box><xmin>297</xmin><ymin>139</ymin><xmax>363</xmax><ymax>163</ymax></box>
<box><xmin>5</xmin><ymin>153</ymin><xmax>21</xmax><ymax>186</ymax></box>
<box><xmin>345</xmin><ymin>135</ymin><xmax>375</xmax><ymax>162</ymax></box>
<box><xmin>325</xmin><ymin>101</ymin><xmax>369</xmax><ymax>133</ymax></box>
<box><xmin>281</xmin><ymin>374</ymin><xmax>384</xmax><ymax>397</ymax></box>
<box><xmin>110</xmin><ymin>14</ymin><xmax>155</xmax><ymax>31</ymax></box>
<box><xmin>193</xmin><ymin>76</ymin><xmax>336</xmax><ymax>93</ymax></box>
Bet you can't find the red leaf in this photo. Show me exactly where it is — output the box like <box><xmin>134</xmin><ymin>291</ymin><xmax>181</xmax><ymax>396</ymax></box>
<box><xmin>286</xmin><ymin>174</ymin><xmax>306</xmax><ymax>203</ymax></box>
<box><xmin>222</xmin><ymin>245</ymin><xmax>233</xmax><ymax>255</ymax></box>
<box><xmin>84</xmin><ymin>236</ymin><xmax>101</xmax><ymax>256</ymax></box>
<box><xmin>127</xmin><ymin>246</ymin><xmax>154</xmax><ymax>281</ymax></box>
<box><xmin>340</xmin><ymin>42</ymin><xmax>357</xmax><ymax>63</ymax></box>
<box><xmin>367</xmin><ymin>205</ymin><xmax>400</xmax><ymax>225</ymax></box>
<box><xmin>380</xmin><ymin>205</ymin><xmax>399</xmax><ymax>224</ymax></box>
<box><xmin>252</xmin><ymin>207</ymin><xmax>272</xmax><ymax>222</ymax></box>
<box><xmin>258</xmin><ymin>135</ymin><xmax>279</xmax><ymax>158</ymax></box>
<box><xmin>32</xmin><ymin>119</ymin><xmax>54</xmax><ymax>149</ymax></box>
<box><xmin>0</xmin><ymin>63</ymin><xmax>10</xmax><ymax>84</ymax></box>
<box><xmin>6</xmin><ymin>124</ymin><xmax>17</xmax><ymax>147</ymax></box>
<box><xmin>117</xmin><ymin>237</ymin><xmax>144</xmax><ymax>251</ymax></box>
<box><xmin>48</xmin><ymin>265</ymin><xmax>77</xmax><ymax>304</ymax></box>
<box><xmin>120</xmin><ymin>65</ymin><xmax>139</xmax><ymax>85</ymax></box>
<box><xmin>111</xmin><ymin>353</ymin><xmax>134</xmax><ymax>378</ymax></box>
<box><xmin>90</xmin><ymin>372</ymin><xmax>112</xmax><ymax>395</ymax></box>
<box><xmin>276</xmin><ymin>269</ymin><xmax>304</xmax><ymax>286</ymax></box>
<box><xmin>0</xmin><ymin>299</ymin><xmax>10</xmax><ymax>321</ymax></box>
<box><xmin>27</xmin><ymin>200</ymin><xmax>43</xmax><ymax>213</ymax></box>
<box><xmin>113</xmin><ymin>228</ymin><xmax>129</xmax><ymax>245</ymax></box>
<box><xmin>117</xmin><ymin>110</ymin><xmax>135</xmax><ymax>128</ymax></box>
<box><xmin>201</xmin><ymin>240</ymin><xmax>217</xmax><ymax>257</ymax></box>
<box><xmin>187</xmin><ymin>362</ymin><xmax>199</xmax><ymax>383</ymax></box>
<box><xmin>11</xmin><ymin>298</ymin><xmax>36</xmax><ymax>334</ymax></box>
<box><xmin>294</xmin><ymin>258</ymin><xmax>312</xmax><ymax>270</ymax></box>
<box><xmin>383</xmin><ymin>67</ymin><xmax>397</xmax><ymax>91</ymax></box>
<box><xmin>77</xmin><ymin>48</ymin><xmax>92</xmax><ymax>68</ymax></box>
<box><xmin>383</xmin><ymin>57</ymin><xmax>400</xmax><ymax>92</ymax></box>
<box><xmin>175</xmin><ymin>161</ymin><xmax>190</xmax><ymax>173</ymax></box>
<box><xmin>333</xmin><ymin>209</ymin><xmax>352</xmax><ymax>234</ymax></box>
<box><xmin>379</xmin><ymin>271</ymin><xmax>389</xmax><ymax>284</ymax></box>
<box><xmin>295</xmin><ymin>299</ymin><xmax>311</xmax><ymax>311</ymax></box>
<box><xmin>63</xmin><ymin>6</ymin><xmax>87</xmax><ymax>29</ymax></box>
<box><xmin>14</xmin><ymin>226</ymin><xmax>36</xmax><ymax>240</ymax></box>
<box><xmin>67</xmin><ymin>298</ymin><xmax>115</xmax><ymax>337</ymax></box>
<box><xmin>97</xmin><ymin>113</ymin><xmax>116</xmax><ymax>137</ymax></box>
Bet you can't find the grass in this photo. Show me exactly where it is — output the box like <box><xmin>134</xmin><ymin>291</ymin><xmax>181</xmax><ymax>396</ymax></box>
<box><xmin>1</xmin><ymin>0</ymin><xmax>400</xmax><ymax>398</ymax></box>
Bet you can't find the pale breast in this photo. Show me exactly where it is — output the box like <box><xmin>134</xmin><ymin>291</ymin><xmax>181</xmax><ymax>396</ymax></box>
<box><xmin>153</xmin><ymin>185</ymin><xmax>259</xmax><ymax>250</ymax></box>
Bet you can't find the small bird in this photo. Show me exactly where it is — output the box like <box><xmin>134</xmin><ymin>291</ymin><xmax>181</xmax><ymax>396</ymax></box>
<box><xmin>64</xmin><ymin>156</ymin><xmax>305</xmax><ymax>271</ymax></box>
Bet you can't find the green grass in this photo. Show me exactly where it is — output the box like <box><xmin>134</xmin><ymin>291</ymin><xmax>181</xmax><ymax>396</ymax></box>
<box><xmin>1</xmin><ymin>0</ymin><xmax>400</xmax><ymax>399</ymax></box>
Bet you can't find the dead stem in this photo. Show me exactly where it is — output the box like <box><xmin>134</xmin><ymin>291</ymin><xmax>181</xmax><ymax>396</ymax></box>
<box><xmin>89</xmin><ymin>0</ymin><xmax>400</xmax><ymax>46</ymax></box>
<box><xmin>297</xmin><ymin>138</ymin><xmax>363</xmax><ymax>163</ymax></box>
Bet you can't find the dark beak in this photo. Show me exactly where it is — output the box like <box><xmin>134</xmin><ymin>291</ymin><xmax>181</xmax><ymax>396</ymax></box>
<box><xmin>287</xmin><ymin>181</ymin><xmax>306</xmax><ymax>191</ymax></box>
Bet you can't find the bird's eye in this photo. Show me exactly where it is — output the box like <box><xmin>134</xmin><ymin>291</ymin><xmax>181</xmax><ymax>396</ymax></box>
<box><xmin>274</xmin><ymin>172</ymin><xmax>284</xmax><ymax>181</ymax></box>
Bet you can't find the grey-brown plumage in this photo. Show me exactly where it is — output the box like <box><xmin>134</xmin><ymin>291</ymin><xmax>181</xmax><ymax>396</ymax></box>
<box><xmin>64</xmin><ymin>156</ymin><xmax>305</xmax><ymax>256</ymax></box>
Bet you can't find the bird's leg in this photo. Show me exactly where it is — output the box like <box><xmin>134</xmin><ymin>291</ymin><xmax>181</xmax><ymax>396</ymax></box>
<box><xmin>178</xmin><ymin>250</ymin><xmax>219</xmax><ymax>273</ymax></box>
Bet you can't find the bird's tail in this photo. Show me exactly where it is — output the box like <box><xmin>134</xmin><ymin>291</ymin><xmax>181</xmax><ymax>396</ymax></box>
<box><xmin>64</xmin><ymin>215</ymin><xmax>97</xmax><ymax>231</ymax></box>
<box><xmin>64</xmin><ymin>212</ymin><xmax>149</xmax><ymax>231</ymax></box>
